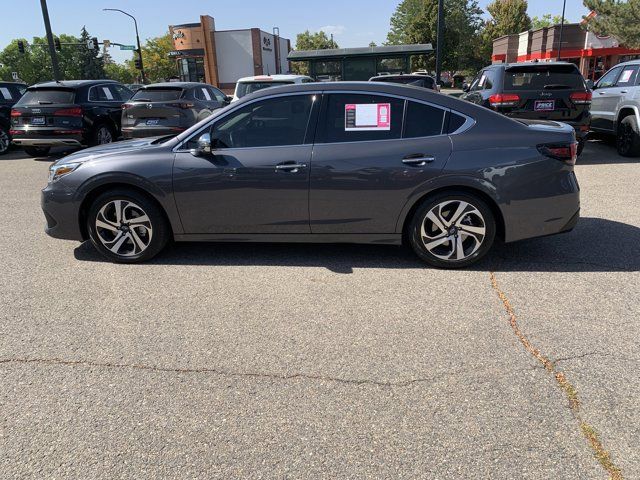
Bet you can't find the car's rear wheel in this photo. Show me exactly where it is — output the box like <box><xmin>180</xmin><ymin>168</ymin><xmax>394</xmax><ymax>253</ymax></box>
<box><xmin>89</xmin><ymin>124</ymin><xmax>115</xmax><ymax>146</ymax></box>
<box><xmin>0</xmin><ymin>126</ymin><xmax>10</xmax><ymax>155</ymax></box>
<box><xmin>616</xmin><ymin>115</ymin><xmax>640</xmax><ymax>157</ymax></box>
<box><xmin>87</xmin><ymin>189</ymin><xmax>170</xmax><ymax>263</ymax></box>
<box><xmin>408</xmin><ymin>192</ymin><xmax>496</xmax><ymax>269</ymax></box>
<box><xmin>23</xmin><ymin>146</ymin><xmax>51</xmax><ymax>157</ymax></box>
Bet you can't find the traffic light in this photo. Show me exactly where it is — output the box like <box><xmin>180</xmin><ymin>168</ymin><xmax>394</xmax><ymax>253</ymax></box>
<box><xmin>54</xmin><ymin>38</ymin><xmax>61</xmax><ymax>51</ymax></box>
<box><xmin>17</xmin><ymin>40</ymin><xmax>25</xmax><ymax>54</ymax></box>
<box><xmin>134</xmin><ymin>57</ymin><xmax>142</xmax><ymax>70</ymax></box>
<box><xmin>87</xmin><ymin>37</ymin><xmax>99</xmax><ymax>51</ymax></box>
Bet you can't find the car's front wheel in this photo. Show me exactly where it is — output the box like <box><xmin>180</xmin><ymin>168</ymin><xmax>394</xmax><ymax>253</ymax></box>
<box><xmin>408</xmin><ymin>192</ymin><xmax>496</xmax><ymax>269</ymax></box>
<box><xmin>87</xmin><ymin>189</ymin><xmax>170</xmax><ymax>263</ymax></box>
<box><xmin>616</xmin><ymin>115</ymin><xmax>640</xmax><ymax>157</ymax></box>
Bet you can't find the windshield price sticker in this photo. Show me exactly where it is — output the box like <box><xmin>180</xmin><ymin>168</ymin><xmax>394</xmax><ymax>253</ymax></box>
<box><xmin>345</xmin><ymin>103</ymin><xmax>391</xmax><ymax>131</ymax></box>
<box><xmin>619</xmin><ymin>69</ymin><xmax>634</xmax><ymax>83</ymax></box>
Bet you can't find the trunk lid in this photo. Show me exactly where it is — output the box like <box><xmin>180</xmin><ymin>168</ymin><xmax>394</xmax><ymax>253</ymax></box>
<box><xmin>11</xmin><ymin>88</ymin><xmax>82</xmax><ymax>128</ymax></box>
<box><xmin>122</xmin><ymin>87</ymin><xmax>188</xmax><ymax>128</ymax></box>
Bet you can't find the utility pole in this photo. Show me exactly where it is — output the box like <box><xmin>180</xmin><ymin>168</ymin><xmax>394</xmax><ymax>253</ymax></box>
<box><xmin>557</xmin><ymin>0</ymin><xmax>567</xmax><ymax>60</ymax></box>
<box><xmin>435</xmin><ymin>0</ymin><xmax>445</xmax><ymax>85</ymax></box>
<box><xmin>103</xmin><ymin>8</ymin><xmax>146</xmax><ymax>83</ymax></box>
<box><xmin>39</xmin><ymin>0</ymin><xmax>61</xmax><ymax>81</ymax></box>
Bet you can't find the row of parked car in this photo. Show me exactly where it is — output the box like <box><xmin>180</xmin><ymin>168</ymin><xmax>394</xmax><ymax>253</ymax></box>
<box><xmin>4</xmin><ymin>60</ymin><xmax>640</xmax><ymax>157</ymax></box>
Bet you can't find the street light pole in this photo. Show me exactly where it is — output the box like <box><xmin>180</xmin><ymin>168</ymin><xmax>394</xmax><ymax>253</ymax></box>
<box><xmin>557</xmin><ymin>0</ymin><xmax>567</xmax><ymax>60</ymax></box>
<box><xmin>103</xmin><ymin>8</ymin><xmax>146</xmax><ymax>83</ymax></box>
<box><xmin>435</xmin><ymin>0</ymin><xmax>445</xmax><ymax>85</ymax></box>
<box><xmin>40</xmin><ymin>0</ymin><xmax>61</xmax><ymax>81</ymax></box>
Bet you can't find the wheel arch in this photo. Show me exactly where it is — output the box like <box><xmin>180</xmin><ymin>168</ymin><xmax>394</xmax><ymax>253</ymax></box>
<box><xmin>399</xmin><ymin>184</ymin><xmax>506</xmax><ymax>242</ymax></box>
<box><xmin>78</xmin><ymin>181</ymin><xmax>174</xmax><ymax>241</ymax></box>
<box><xmin>616</xmin><ymin>105</ymin><xmax>640</xmax><ymax>130</ymax></box>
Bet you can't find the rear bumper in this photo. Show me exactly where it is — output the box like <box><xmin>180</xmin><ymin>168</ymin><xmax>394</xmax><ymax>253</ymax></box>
<box><xmin>11</xmin><ymin>127</ymin><xmax>85</xmax><ymax>147</ymax></box>
<box><xmin>122</xmin><ymin>126</ymin><xmax>185</xmax><ymax>139</ymax></box>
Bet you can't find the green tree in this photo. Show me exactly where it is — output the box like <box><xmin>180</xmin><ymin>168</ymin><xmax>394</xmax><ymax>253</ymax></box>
<box><xmin>78</xmin><ymin>27</ymin><xmax>105</xmax><ymax>79</ymax></box>
<box><xmin>532</xmin><ymin>14</ymin><xmax>567</xmax><ymax>29</ymax></box>
<box><xmin>125</xmin><ymin>32</ymin><xmax>175</xmax><ymax>83</ymax></box>
<box><xmin>584</xmin><ymin>0</ymin><xmax>640</xmax><ymax>48</ymax></box>
<box><xmin>386</xmin><ymin>0</ymin><xmax>485</xmax><ymax>73</ymax></box>
<box><xmin>481</xmin><ymin>0</ymin><xmax>532</xmax><ymax>63</ymax></box>
<box><xmin>291</xmin><ymin>30</ymin><xmax>339</xmax><ymax>74</ymax></box>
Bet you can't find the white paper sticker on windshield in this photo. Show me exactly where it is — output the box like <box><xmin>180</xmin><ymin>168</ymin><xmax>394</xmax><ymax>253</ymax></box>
<box><xmin>201</xmin><ymin>88</ymin><xmax>212</xmax><ymax>101</ymax></box>
<box><xmin>619</xmin><ymin>69</ymin><xmax>634</xmax><ymax>83</ymax></box>
<box><xmin>345</xmin><ymin>103</ymin><xmax>391</xmax><ymax>131</ymax></box>
<box><xmin>0</xmin><ymin>87</ymin><xmax>11</xmax><ymax>100</ymax></box>
<box><xmin>102</xmin><ymin>87</ymin><xmax>114</xmax><ymax>100</ymax></box>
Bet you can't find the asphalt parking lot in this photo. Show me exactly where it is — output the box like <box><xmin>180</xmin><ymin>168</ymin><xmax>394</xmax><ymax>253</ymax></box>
<box><xmin>0</xmin><ymin>140</ymin><xmax>638</xmax><ymax>479</ymax></box>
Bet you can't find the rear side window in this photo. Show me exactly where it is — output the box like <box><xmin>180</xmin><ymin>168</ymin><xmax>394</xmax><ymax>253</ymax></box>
<box><xmin>447</xmin><ymin>112</ymin><xmax>467</xmax><ymax>133</ymax></box>
<box><xmin>17</xmin><ymin>89</ymin><xmax>75</xmax><ymax>105</ymax></box>
<box><xmin>0</xmin><ymin>86</ymin><xmax>15</xmax><ymax>100</ymax></box>
<box><xmin>504</xmin><ymin>65</ymin><xmax>585</xmax><ymax>90</ymax></box>
<box><xmin>615</xmin><ymin>65</ymin><xmax>639</xmax><ymax>87</ymax></box>
<box><xmin>132</xmin><ymin>88</ymin><xmax>183</xmax><ymax>102</ymax></box>
<box><xmin>319</xmin><ymin>93</ymin><xmax>404</xmax><ymax>143</ymax></box>
<box><xmin>403</xmin><ymin>101</ymin><xmax>445</xmax><ymax>138</ymax></box>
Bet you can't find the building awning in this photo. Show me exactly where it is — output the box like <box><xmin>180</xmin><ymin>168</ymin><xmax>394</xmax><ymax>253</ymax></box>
<box><xmin>288</xmin><ymin>44</ymin><xmax>433</xmax><ymax>61</ymax></box>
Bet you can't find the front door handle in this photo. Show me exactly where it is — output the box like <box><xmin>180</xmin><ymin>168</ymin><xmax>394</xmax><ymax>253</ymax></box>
<box><xmin>402</xmin><ymin>154</ymin><xmax>435</xmax><ymax>166</ymax></box>
<box><xmin>275</xmin><ymin>163</ymin><xmax>307</xmax><ymax>172</ymax></box>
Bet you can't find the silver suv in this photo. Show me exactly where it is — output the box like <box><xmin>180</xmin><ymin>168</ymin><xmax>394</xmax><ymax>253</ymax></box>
<box><xmin>590</xmin><ymin>60</ymin><xmax>640</xmax><ymax>156</ymax></box>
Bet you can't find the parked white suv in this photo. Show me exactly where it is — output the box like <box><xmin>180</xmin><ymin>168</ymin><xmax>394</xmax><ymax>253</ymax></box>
<box><xmin>590</xmin><ymin>60</ymin><xmax>640</xmax><ymax>156</ymax></box>
<box><xmin>232</xmin><ymin>74</ymin><xmax>314</xmax><ymax>102</ymax></box>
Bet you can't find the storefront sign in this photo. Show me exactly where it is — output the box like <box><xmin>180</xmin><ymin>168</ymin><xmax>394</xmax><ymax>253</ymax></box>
<box><xmin>262</xmin><ymin>36</ymin><xmax>273</xmax><ymax>52</ymax></box>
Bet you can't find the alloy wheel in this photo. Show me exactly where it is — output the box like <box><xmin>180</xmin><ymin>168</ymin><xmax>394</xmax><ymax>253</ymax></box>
<box><xmin>97</xmin><ymin>126</ymin><xmax>113</xmax><ymax>144</ymax></box>
<box><xmin>0</xmin><ymin>128</ymin><xmax>9</xmax><ymax>154</ymax></box>
<box><xmin>618</xmin><ymin>123</ymin><xmax>633</xmax><ymax>153</ymax></box>
<box><xmin>95</xmin><ymin>200</ymin><xmax>153</xmax><ymax>257</ymax></box>
<box><xmin>420</xmin><ymin>200</ymin><xmax>486</xmax><ymax>261</ymax></box>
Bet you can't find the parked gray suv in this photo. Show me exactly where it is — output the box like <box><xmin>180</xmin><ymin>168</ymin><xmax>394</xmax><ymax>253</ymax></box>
<box><xmin>590</xmin><ymin>60</ymin><xmax>640</xmax><ymax>156</ymax></box>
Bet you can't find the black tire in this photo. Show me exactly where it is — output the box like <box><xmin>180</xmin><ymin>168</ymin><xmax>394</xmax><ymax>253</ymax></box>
<box><xmin>408</xmin><ymin>192</ymin><xmax>496</xmax><ymax>269</ymax></box>
<box><xmin>88</xmin><ymin>123</ymin><xmax>116</xmax><ymax>147</ymax></box>
<box><xmin>87</xmin><ymin>188</ymin><xmax>170</xmax><ymax>263</ymax></box>
<box><xmin>577</xmin><ymin>138</ymin><xmax>585</xmax><ymax>156</ymax></box>
<box><xmin>0</xmin><ymin>125</ymin><xmax>10</xmax><ymax>155</ymax></box>
<box><xmin>616</xmin><ymin>115</ymin><xmax>640</xmax><ymax>157</ymax></box>
<box><xmin>23</xmin><ymin>146</ymin><xmax>51</xmax><ymax>157</ymax></box>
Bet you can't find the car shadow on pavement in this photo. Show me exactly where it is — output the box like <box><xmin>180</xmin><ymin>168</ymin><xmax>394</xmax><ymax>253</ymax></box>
<box><xmin>73</xmin><ymin>217</ymin><xmax>639</xmax><ymax>274</ymax></box>
<box><xmin>579</xmin><ymin>139</ymin><xmax>640</xmax><ymax>165</ymax></box>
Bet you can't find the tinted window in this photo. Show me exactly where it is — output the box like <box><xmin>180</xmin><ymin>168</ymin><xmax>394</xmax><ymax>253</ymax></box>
<box><xmin>194</xmin><ymin>87</ymin><xmax>212</xmax><ymax>101</ymax></box>
<box><xmin>132</xmin><ymin>88</ymin><xmax>183</xmax><ymax>102</ymax></box>
<box><xmin>0</xmin><ymin>85</ymin><xmax>17</xmax><ymax>101</ymax></box>
<box><xmin>210</xmin><ymin>95</ymin><xmax>315</xmax><ymax>149</ymax></box>
<box><xmin>209</xmin><ymin>87</ymin><xmax>227</xmax><ymax>102</ymax></box>
<box><xmin>504</xmin><ymin>64</ymin><xmax>585</xmax><ymax>90</ymax></box>
<box><xmin>447</xmin><ymin>112</ymin><xmax>467</xmax><ymax>133</ymax></box>
<box><xmin>112</xmin><ymin>84</ymin><xmax>133</xmax><ymax>101</ymax></box>
<box><xmin>597</xmin><ymin>66</ymin><xmax>622</xmax><ymax>88</ymax></box>
<box><xmin>17</xmin><ymin>88</ymin><xmax>75</xmax><ymax>105</ymax></box>
<box><xmin>403</xmin><ymin>101</ymin><xmax>445</xmax><ymax>138</ymax></box>
<box><xmin>89</xmin><ymin>85</ymin><xmax>119</xmax><ymax>101</ymax></box>
<box><xmin>615</xmin><ymin>65</ymin><xmax>639</xmax><ymax>87</ymax></box>
<box><xmin>235</xmin><ymin>81</ymin><xmax>293</xmax><ymax>99</ymax></box>
<box><xmin>320</xmin><ymin>93</ymin><xmax>404</xmax><ymax>143</ymax></box>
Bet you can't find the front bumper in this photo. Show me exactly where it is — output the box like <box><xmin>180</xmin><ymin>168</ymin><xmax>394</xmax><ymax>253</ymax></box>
<box><xmin>11</xmin><ymin>127</ymin><xmax>85</xmax><ymax>148</ymax></box>
<box><xmin>41</xmin><ymin>183</ymin><xmax>84</xmax><ymax>241</ymax></box>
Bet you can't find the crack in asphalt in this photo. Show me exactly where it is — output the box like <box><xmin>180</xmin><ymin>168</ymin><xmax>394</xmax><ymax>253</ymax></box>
<box><xmin>0</xmin><ymin>356</ymin><xmax>472</xmax><ymax>389</ymax></box>
<box><xmin>492</xmin><ymin>255</ymin><xmax>635</xmax><ymax>272</ymax></box>
<box><xmin>489</xmin><ymin>271</ymin><xmax>624</xmax><ymax>480</ymax></box>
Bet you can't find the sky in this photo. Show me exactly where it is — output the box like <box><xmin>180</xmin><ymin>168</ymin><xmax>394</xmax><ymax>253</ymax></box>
<box><xmin>1</xmin><ymin>0</ymin><xmax>589</xmax><ymax>64</ymax></box>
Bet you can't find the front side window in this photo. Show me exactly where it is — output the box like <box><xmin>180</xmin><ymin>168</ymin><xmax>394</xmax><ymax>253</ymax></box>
<box><xmin>597</xmin><ymin>66</ymin><xmax>622</xmax><ymax>89</ymax></box>
<box><xmin>209</xmin><ymin>87</ymin><xmax>227</xmax><ymax>102</ymax></box>
<box><xmin>112</xmin><ymin>84</ymin><xmax>133</xmax><ymax>101</ymax></box>
<box><xmin>404</xmin><ymin>101</ymin><xmax>445</xmax><ymax>138</ymax></box>
<box><xmin>207</xmin><ymin>94</ymin><xmax>315</xmax><ymax>149</ymax></box>
<box><xmin>319</xmin><ymin>93</ymin><xmax>404</xmax><ymax>143</ymax></box>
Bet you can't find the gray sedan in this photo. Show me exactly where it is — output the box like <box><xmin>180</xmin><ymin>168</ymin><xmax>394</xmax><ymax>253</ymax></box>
<box><xmin>41</xmin><ymin>82</ymin><xmax>580</xmax><ymax>268</ymax></box>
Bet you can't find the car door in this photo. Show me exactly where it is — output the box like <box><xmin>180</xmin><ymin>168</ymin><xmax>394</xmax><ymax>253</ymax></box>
<box><xmin>173</xmin><ymin>93</ymin><xmax>319</xmax><ymax>234</ymax></box>
<box><xmin>591</xmin><ymin>66</ymin><xmax>623</xmax><ymax>131</ymax></box>
<box><xmin>608</xmin><ymin>64</ymin><xmax>639</xmax><ymax>128</ymax></box>
<box><xmin>310</xmin><ymin>93</ymin><xmax>452</xmax><ymax>233</ymax></box>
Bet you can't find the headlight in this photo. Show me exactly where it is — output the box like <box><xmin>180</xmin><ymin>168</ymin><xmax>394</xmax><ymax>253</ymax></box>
<box><xmin>48</xmin><ymin>163</ymin><xmax>81</xmax><ymax>183</ymax></box>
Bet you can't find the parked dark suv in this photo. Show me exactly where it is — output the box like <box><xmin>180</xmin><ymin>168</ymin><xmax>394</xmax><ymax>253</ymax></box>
<box><xmin>10</xmin><ymin>80</ymin><xmax>132</xmax><ymax>157</ymax></box>
<box><xmin>121</xmin><ymin>82</ymin><xmax>230</xmax><ymax>139</ymax></box>
<box><xmin>0</xmin><ymin>82</ymin><xmax>27</xmax><ymax>155</ymax></box>
<box><xmin>461</xmin><ymin>62</ymin><xmax>591</xmax><ymax>154</ymax></box>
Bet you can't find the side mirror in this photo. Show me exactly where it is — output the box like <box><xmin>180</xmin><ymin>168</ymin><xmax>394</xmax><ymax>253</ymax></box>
<box><xmin>586</xmin><ymin>79</ymin><xmax>595</xmax><ymax>90</ymax></box>
<box><xmin>190</xmin><ymin>132</ymin><xmax>212</xmax><ymax>157</ymax></box>
<box><xmin>225</xmin><ymin>95</ymin><xmax>233</xmax><ymax>104</ymax></box>
<box><xmin>462</xmin><ymin>83</ymin><xmax>470</xmax><ymax>93</ymax></box>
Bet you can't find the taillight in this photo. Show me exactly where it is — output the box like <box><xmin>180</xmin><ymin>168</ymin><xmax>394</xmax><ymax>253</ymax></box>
<box><xmin>538</xmin><ymin>142</ymin><xmax>577</xmax><ymax>166</ymax></box>
<box><xmin>10</xmin><ymin>109</ymin><xmax>21</xmax><ymax>117</ymax></box>
<box><xmin>570</xmin><ymin>91</ymin><xmax>592</xmax><ymax>104</ymax></box>
<box><xmin>53</xmin><ymin>106</ymin><xmax>83</xmax><ymax>117</ymax></box>
<box><xmin>489</xmin><ymin>94</ymin><xmax>520</xmax><ymax>107</ymax></box>
<box><xmin>178</xmin><ymin>102</ymin><xmax>195</xmax><ymax>109</ymax></box>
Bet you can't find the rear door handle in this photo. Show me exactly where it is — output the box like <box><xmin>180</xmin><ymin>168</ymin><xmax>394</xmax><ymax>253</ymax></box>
<box><xmin>621</xmin><ymin>90</ymin><xmax>628</xmax><ymax>94</ymax></box>
<box><xmin>402</xmin><ymin>154</ymin><xmax>435</xmax><ymax>166</ymax></box>
<box><xmin>275</xmin><ymin>163</ymin><xmax>307</xmax><ymax>172</ymax></box>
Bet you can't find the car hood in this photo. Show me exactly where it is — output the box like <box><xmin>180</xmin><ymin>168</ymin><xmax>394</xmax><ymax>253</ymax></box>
<box><xmin>54</xmin><ymin>137</ymin><xmax>170</xmax><ymax>166</ymax></box>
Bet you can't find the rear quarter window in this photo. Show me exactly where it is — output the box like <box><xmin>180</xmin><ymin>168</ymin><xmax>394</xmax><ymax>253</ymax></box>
<box><xmin>17</xmin><ymin>89</ymin><xmax>75</xmax><ymax>105</ymax></box>
<box><xmin>503</xmin><ymin>65</ymin><xmax>585</xmax><ymax>90</ymax></box>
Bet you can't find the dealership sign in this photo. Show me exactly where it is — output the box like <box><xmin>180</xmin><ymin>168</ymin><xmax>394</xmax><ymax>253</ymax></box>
<box><xmin>172</xmin><ymin>31</ymin><xmax>185</xmax><ymax>40</ymax></box>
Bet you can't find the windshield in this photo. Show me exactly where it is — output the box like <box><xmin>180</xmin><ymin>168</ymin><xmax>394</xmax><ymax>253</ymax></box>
<box><xmin>504</xmin><ymin>65</ymin><xmax>585</xmax><ymax>90</ymax></box>
<box><xmin>132</xmin><ymin>88</ymin><xmax>184</xmax><ymax>102</ymax></box>
<box><xmin>235</xmin><ymin>81</ymin><xmax>294</xmax><ymax>98</ymax></box>
<box><xmin>17</xmin><ymin>89</ymin><xmax>75</xmax><ymax>105</ymax></box>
